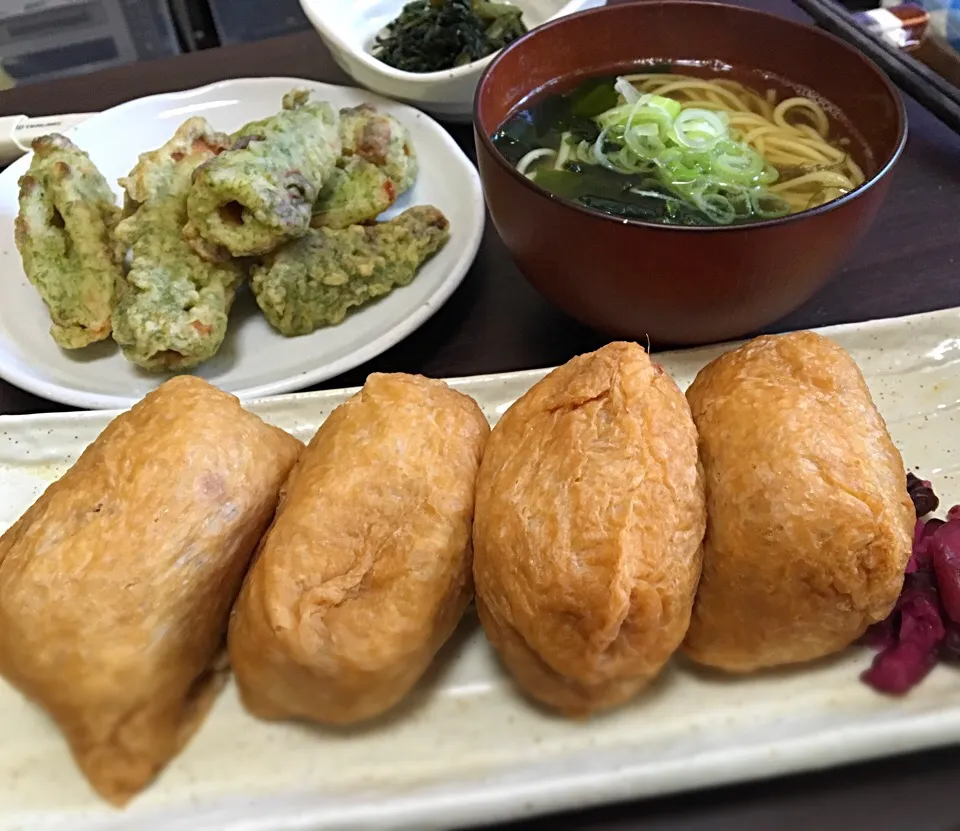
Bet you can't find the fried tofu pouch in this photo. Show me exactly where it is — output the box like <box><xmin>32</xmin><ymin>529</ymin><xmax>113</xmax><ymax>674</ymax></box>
<box><xmin>473</xmin><ymin>343</ymin><xmax>706</xmax><ymax>717</ymax></box>
<box><xmin>14</xmin><ymin>134</ymin><xmax>122</xmax><ymax>349</ymax></box>
<box><xmin>683</xmin><ymin>332</ymin><xmax>914</xmax><ymax>672</ymax></box>
<box><xmin>228</xmin><ymin>373</ymin><xmax>489</xmax><ymax>726</ymax></box>
<box><xmin>0</xmin><ymin>376</ymin><xmax>301</xmax><ymax>805</ymax></box>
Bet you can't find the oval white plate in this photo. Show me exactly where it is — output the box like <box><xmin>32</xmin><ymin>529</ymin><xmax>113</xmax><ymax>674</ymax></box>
<box><xmin>0</xmin><ymin>77</ymin><xmax>485</xmax><ymax>409</ymax></box>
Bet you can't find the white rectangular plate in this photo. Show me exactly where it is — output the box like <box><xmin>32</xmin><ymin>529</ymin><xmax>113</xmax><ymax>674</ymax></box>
<box><xmin>2</xmin><ymin>307</ymin><xmax>960</xmax><ymax>831</ymax></box>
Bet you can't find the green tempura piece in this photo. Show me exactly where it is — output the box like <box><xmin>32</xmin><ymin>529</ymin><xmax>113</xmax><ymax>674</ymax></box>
<box><xmin>14</xmin><ymin>134</ymin><xmax>123</xmax><ymax>349</ymax></box>
<box><xmin>251</xmin><ymin>205</ymin><xmax>450</xmax><ymax>337</ymax></box>
<box><xmin>184</xmin><ymin>89</ymin><xmax>341</xmax><ymax>260</ymax></box>
<box><xmin>311</xmin><ymin>158</ymin><xmax>397</xmax><ymax>230</ymax></box>
<box><xmin>312</xmin><ymin>105</ymin><xmax>419</xmax><ymax>230</ymax></box>
<box><xmin>340</xmin><ymin>105</ymin><xmax>418</xmax><ymax>193</ymax></box>
<box><xmin>112</xmin><ymin>118</ymin><xmax>245</xmax><ymax>372</ymax></box>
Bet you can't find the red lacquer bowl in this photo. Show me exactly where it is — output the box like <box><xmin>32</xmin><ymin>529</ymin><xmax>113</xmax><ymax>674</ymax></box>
<box><xmin>474</xmin><ymin>1</ymin><xmax>907</xmax><ymax>345</ymax></box>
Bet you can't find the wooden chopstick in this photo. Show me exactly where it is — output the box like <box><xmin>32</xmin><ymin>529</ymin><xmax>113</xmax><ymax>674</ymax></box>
<box><xmin>792</xmin><ymin>0</ymin><xmax>960</xmax><ymax>134</ymax></box>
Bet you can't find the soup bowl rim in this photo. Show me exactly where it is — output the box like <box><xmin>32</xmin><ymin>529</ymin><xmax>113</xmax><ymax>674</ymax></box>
<box><xmin>473</xmin><ymin>0</ymin><xmax>908</xmax><ymax>234</ymax></box>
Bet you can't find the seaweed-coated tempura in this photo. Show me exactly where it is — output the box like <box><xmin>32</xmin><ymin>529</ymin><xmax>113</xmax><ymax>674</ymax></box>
<box><xmin>14</xmin><ymin>134</ymin><xmax>122</xmax><ymax>349</ymax></box>
<box><xmin>311</xmin><ymin>158</ymin><xmax>398</xmax><ymax>231</ymax></box>
<box><xmin>184</xmin><ymin>89</ymin><xmax>341</xmax><ymax>260</ymax></box>
<box><xmin>312</xmin><ymin>104</ymin><xmax>419</xmax><ymax>230</ymax></box>
<box><xmin>340</xmin><ymin>104</ymin><xmax>418</xmax><ymax>194</ymax></box>
<box><xmin>119</xmin><ymin>117</ymin><xmax>231</xmax><ymax>217</ymax></box>
<box><xmin>112</xmin><ymin>117</ymin><xmax>244</xmax><ymax>372</ymax></box>
<box><xmin>251</xmin><ymin>205</ymin><xmax>450</xmax><ymax>337</ymax></box>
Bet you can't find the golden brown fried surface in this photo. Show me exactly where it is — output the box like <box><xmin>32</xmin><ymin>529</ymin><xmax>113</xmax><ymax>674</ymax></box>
<box><xmin>228</xmin><ymin>372</ymin><xmax>489</xmax><ymax>726</ymax></box>
<box><xmin>473</xmin><ymin>342</ymin><xmax>706</xmax><ymax>717</ymax></box>
<box><xmin>683</xmin><ymin>331</ymin><xmax>914</xmax><ymax>672</ymax></box>
<box><xmin>0</xmin><ymin>376</ymin><xmax>301</xmax><ymax>805</ymax></box>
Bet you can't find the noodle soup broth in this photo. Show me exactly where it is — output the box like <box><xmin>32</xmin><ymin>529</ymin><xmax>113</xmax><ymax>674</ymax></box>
<box><xmin>491</xmin><ymin>62</ymin><xmax>874</xmax><ymax>227</ymax></box>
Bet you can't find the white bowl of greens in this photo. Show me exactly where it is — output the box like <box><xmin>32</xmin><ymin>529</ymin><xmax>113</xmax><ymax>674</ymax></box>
<box><xmin>299</xmin><ymin>0</ymin><xmax>605</xmax><ymax>122</ymax></box>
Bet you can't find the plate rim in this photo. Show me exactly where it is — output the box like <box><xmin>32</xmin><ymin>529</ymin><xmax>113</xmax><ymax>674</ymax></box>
<box><xmin>0</xmin><ymin>76</ymin><xmax>486</xmax><ymax>411</ymax></box>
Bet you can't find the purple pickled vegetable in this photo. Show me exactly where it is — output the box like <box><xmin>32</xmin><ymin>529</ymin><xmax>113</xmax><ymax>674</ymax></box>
<box><xmin>860</xmin><ymin>614</ymin><xmax>898</xmax><ymax>651</ymax></box>
<box><xmin>932</xmin><ymin>541</ymin><xmax>960</xmax><ymax>624</ymax></box>
<box><xmin>860</xmin><ymin>477</ymin><xmax>960</xmax><ymax>696</ymax></box>
<box><xmin>920</xmin><ymin>517</ymin><xmax>945</xmax><ymax>540</ymax></box>
<box><xmin>913</xmin><ymin>518</ymin><xmax>925</xmax><ymax>548</ymax></box>
<box><xmin>898</xmin><ymin>589</ymin><xmax>945</xmax><ymax>652</ymax></box>
<box><xmin>901</xmin><ymin>568</ymin><xmax>937</xmax><ymax>596</ymax></box>
<box><xmin>942</xmin><ymin>622</ymin><xmax>960</xmax><ymax>663</ymax></box>
<box><xmin>907</xmin><ymin>472</ymin><xmax>940</xmax><ymax>517</ymax></box>
<box><xmin>862</xmin><ymin>642</ymin><xmax>938</xmax><ymax>695</ymax></box>
<box><xmin>909</xmin><ymin>518</ymin><xmax>945</xmax><ymax>572</ymax></box>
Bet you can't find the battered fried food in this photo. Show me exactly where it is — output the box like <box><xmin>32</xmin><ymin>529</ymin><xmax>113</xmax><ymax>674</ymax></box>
<box><xmin>473</xmin><ymin>343</ymin><xmax>706</xmax><ymax>717</ymax></box>
<box><xmin>228</xmin><ymin>373</ymin><xmax>488</xmax><ymax>726</ymax></box>
<box><xmin>119</xmin><ymin>115</ymin><xmax>230</xmax><ymax>216</ymax></box>
<box><xmin>250</xmin><ymin>205</ymin><xmax>450</xmax><ymax>337</ymax></box>
<box><xmin>311</xmin><ymin>104</ymin><xmax>418</xmax><ymax>230</ymax></box>
<box><xmin>683</xmin><ymin>332</ymin><xmax>914</xmax><ymax>672</ymax></box>
<box><xmin>185</xmin><ymin>89</ymin><xmax>341</xmax><ymax>260</ymax></box>
<box><xmin>0</xmin><ymin>376</ymin><xmax>301</xmax><ymax>805</ymax></box>
<box><xmin>311</xmin><ymin>157</ymin><xmax>398</xmax><ymax>230</ymax></box>
<box><xmin>339</xmin><ymin>104</ymin><xmax>417</xmax><ymax>195</ymax></box>
<box><xmin>14</xmin><ymin>134</ymin><xmax>122</xmax><ymax>349</ymax></box>
<box><xmin>112</xmin><ymin>118</ymin><xmax>244</xmax><ymax>372</ymax></box>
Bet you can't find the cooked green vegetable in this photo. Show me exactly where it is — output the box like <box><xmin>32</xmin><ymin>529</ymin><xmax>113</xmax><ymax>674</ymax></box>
<box><xmin>14</xmin><ymin>134</ymin><xmax>123</xmax><ymax>349</ymax></box>
<box><xmin>372</xmin><ymin>0</ymin><xmax>527</xmax><ymax>74</ymax></box>
<box><xmin>251</xmin><ymin>205</ymin><xmax>450</xmax><ymax>337</ymax></box>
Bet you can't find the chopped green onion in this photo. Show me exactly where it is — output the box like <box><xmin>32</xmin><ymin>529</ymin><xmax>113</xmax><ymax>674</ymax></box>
<box><xmin>566</xmin><ymin>75</ymin><xmax>797</xmax><ymax>224</ymax></box>
<box><xmin>672</xmin><ymin>108</ymin><xmax>727</xmax><ymax>151</ymax></box>
<box><xmin>750</xmin><ymin>191</ymin><xmax>792</xmax><ymax>218</ymax></box>
<box><xmin>694</xmin><ymin>192</ymin><xmax>737</xmax><ymax>225</ymax></box>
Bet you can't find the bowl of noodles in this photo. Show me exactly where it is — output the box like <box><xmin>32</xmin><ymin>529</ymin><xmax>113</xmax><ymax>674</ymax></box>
<box><xmin>473</xmin><ymin>0</ymin><xmax>907</xmax><ymax>345</ymax></box>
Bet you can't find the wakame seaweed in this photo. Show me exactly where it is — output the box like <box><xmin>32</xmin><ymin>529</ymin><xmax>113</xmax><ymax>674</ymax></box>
<box><xmin>491</xmin><ymin>90</ymin><xmax>603</xmax><ymax>167</ymax></box>
<box><xmin>373</xmin><ymin>0</ymin><xmax>528</xmax><ymax>73</ymax></box>
<box><xmin>528</xmin><ymin>165</ymin><xmax>714</xmax><ymax>225</ymax></box>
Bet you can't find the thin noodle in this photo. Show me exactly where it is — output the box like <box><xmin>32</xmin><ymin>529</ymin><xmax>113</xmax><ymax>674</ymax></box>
<box><xmin>517</xmin><ymin>148</ymin><xmax>556</xmax><ymax>177</ymax></box>
<box><xmin>742</xmin><ymin>125</ymin><xmax>780</xmax><ymax>145</ymax></box>
<box><xmin>705</xmin><ymin>90</ymin><xmax>729</xmax><ymax>108</ymax></box>
<box><xmin>760</xmin><ymin>138</ymin><xmax>835</xmax><ymax>163</ymax></box>
<box><xmin>679</xmin><ymin>99</ymin><xmax>731</xmax><ymax>111</ymax></box>
<box><xmin>774</xmin><ymin>97</ymin><xmax>830</xmax><ymax>135</ymax></box>
<box><xmin>555</xmin><ymin>132</ymin><xmax>573</xmax><ymax>169</ymax></box>
<box><xmin>770</xmin><ymin>170</ymin><xmax>855</xmax><ymax>191</ymax></box>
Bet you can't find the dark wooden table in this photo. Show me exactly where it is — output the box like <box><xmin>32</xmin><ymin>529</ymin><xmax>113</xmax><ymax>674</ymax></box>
<box><xmin>1</xmin><ymin>1</ymin><xmax>959</xmax><ymax>828</ymax></box>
